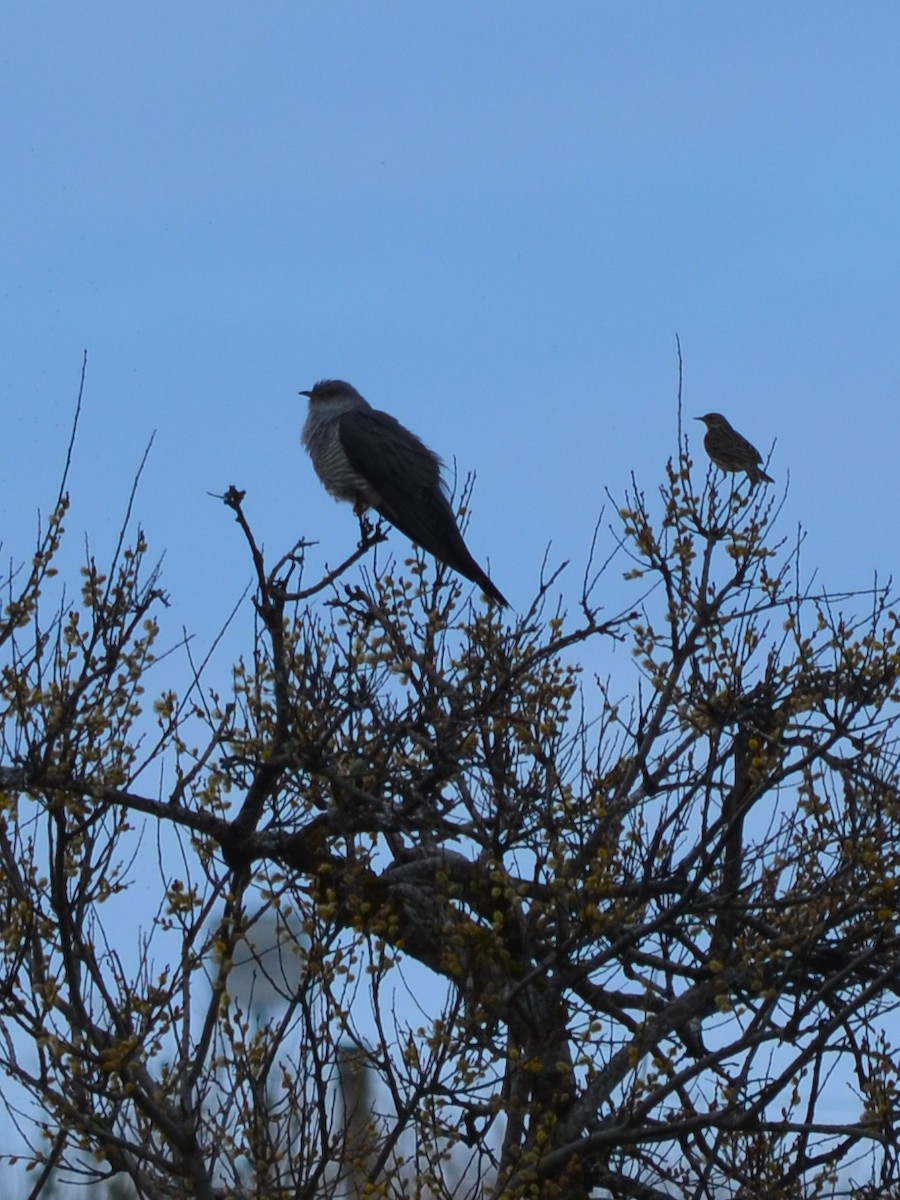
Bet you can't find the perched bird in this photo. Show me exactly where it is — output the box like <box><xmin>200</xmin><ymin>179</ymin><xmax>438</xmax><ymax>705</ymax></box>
<box><xmin>695</xmin><ymin>413</ymin><xmax>774</xmax><ymax>485</ymax></box>
<box><xmin>301</xmin><ymin>379</ymin><xmax>508</xmax><ymax>606</ymax></box>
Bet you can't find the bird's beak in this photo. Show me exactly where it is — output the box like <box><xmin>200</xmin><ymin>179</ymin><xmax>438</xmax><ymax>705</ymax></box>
<box><xmin>299</xmin><ymin>390</ymin><xmax>312</xmax><ymax>398</ymax></box>
<box><xmin>694</xmin><ymin>416</ymin><xmax>703</xmax><ymax>422</ymax></box>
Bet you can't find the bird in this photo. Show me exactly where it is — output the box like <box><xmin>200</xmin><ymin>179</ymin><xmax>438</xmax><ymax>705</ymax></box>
<box><xmin>695</xmin><ymin>413</ymin><xmax>774</xmax><ymax>485</ymax></box>
<box><xmin>300</xmin><ymin>379</ymin><xmax>508</xmax><ymax>606</ymax></box>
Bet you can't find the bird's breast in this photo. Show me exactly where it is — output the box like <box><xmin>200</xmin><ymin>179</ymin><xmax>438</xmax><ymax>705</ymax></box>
<box><xmin>303</xmin><ymin>418</ymin><xmax>378</xmax><ymax>507</ymax></box>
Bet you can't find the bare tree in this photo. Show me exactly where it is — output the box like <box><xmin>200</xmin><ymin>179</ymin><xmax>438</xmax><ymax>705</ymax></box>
<box><xmin>1</xmin><ymin>376</ymin><xmax>900</xmax><ymax>1199</ymax></box>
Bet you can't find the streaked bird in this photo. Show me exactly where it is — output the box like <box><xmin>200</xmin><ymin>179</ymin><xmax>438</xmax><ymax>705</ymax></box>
<box><xmin>696</xmin><ymin>412</ymin><xmax>774</xmax><ymax>485</ymax></box>
<box><xmin>301</xmin><ymin>379</ymin><xmax>508</xmax><ymax>606</ymax></box>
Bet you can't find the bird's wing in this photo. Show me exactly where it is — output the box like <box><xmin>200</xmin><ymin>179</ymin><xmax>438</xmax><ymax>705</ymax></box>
<box><xmin>735</xmin><ymin>433</ymin><xmax>763</xmax><ymax>465</ymax></box>
<box><xmin>339</xmin><ymin>407</ymin><xmax>509</xmax><ymax>605</ymax></box>
<box><xmin>713</xmin><ymin>427</ymin><xmax>762</xmax><ymax>466</ymax></box>
<box><xmin>338</xmin><ymin>408</ymin><xmax>460</xmax><ymax>554</ymax></box>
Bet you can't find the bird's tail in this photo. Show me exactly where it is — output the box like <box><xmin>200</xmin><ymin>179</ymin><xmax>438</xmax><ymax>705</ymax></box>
<box><xmin>459</xmin><ymin>560</ymin><xmax>508</xmax><ymax>608</ymax></box>
<box><xmin>421</xmin><ymin>529</ymin><xmax>509</xmax><ymax>606</ymax></box>
<box><xmin>375</xmin><ymin>496</ymin><xmax>509</xmax><ymax>607</ymax></box>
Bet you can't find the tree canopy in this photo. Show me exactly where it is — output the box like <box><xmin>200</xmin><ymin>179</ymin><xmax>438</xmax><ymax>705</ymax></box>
<box><xmin>1</xmin><ymin>387</ymin><xmax>899</xmax><ymax>1199</ymax></box>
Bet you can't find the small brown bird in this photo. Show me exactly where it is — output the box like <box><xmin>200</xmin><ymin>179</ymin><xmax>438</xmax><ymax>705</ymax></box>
<box><xmin>696</xmin><ymin>413</ymin><xmax>774</xmax><ymax>485</ymax></box>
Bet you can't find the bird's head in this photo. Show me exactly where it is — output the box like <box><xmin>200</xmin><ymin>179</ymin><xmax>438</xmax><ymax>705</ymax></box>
<box><xmin>300</xmin><ymin>379</ymin><xmax>364</xmax><ymax>404</ymax></box>
<box><xmin>695</xmin><ymin>412</ymin><xmax>730</xmax><ymax>429</ymax></box>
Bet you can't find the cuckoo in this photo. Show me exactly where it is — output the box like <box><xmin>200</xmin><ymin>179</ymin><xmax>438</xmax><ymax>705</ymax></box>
<box><xmin>301</xmin><ymin>379</ymin><xmax>508</xmax><ymax>606</ymax></box>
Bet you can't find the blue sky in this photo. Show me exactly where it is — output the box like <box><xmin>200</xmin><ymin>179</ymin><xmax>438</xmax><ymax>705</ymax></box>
<box><xmin>3</xmin><ymin>3</ymin><xmax>899</xmax><ymax>636</ymax></box>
